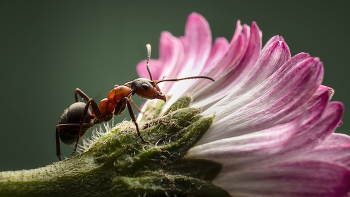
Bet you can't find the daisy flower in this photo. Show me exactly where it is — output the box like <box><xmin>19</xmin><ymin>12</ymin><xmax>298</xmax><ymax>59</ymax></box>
<box><xmin>0</xmin><ymin>12</ymin><xmax>348</xmax><ymax>197</ymax></box>
<box><xmin>136</xmin><ymin>13</ymin><xmax>350</xmax><ymax>197</ymax></box>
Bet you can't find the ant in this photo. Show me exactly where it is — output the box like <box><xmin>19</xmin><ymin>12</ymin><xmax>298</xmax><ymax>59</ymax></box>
<box><xmin>56</xmin><ymin>44</ymin><xmax>215</xmax><ymax>161</ymax></box>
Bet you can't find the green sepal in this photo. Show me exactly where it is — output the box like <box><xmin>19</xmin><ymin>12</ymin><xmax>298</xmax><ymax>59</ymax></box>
<box><xmin>164</xmin><ymin>95</ymin><xmax>191</xmax><ymax>115</ymax></box>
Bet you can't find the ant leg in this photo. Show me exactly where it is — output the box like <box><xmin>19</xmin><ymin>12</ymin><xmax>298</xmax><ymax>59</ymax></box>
<box><xmin>71</xmin><ymin>99</ymin><xmax>95</xmax><ymax>156</ymax></box>
<box><xmin>75</xmin><ymin>89</ymin><xmax>105</xmax><ymax>122</ymax></box>
<box><xmin>114</xmin><ymin>98</ymin><xmax>127</xmax><ymax>116</ymax></box>
<box><xmin>87</xmin><ymin>98</ymin><xmax>104</xmax><ymax>121</ymax></box>
<box><xmin>56</xmin><ymin>127</ymin><xmax>62</xmax><ymax>161</ymax></box>
<box><xmin>75</xmin><ymin>88</ymin><xmax>90</xmax><ymax>103</ymax></box>
<box><xmin>129</xmin><ymin>98</ymin><xmax>142</xmax><ymax>113</ymax></box>
<box><xmin>125</xmin><ymin>99</ymin><xmax>149</xmax><ymax>143</ymax></box>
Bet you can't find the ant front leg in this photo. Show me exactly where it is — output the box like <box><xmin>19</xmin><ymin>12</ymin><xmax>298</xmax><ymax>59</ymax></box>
<box><xmin>125</xmin><ymin>98</ymin><xmax>149</xmax><ymax>143</ymax></box>
<box><xmin>129</xmin><ymin>98</ymin><xmax>142</xmax><ymax>113</ymax></box>
<box><xmin>115</xmin><ymin>97</ymin><xmax>149</xmax><ymax>143</ymax></box>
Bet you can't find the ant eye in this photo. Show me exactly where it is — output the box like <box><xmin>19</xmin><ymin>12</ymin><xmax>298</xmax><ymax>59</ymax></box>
<box><xmin>141</xmin><ymin>83</ymin><xmax>150</xmax><ymax>90</ymax></box>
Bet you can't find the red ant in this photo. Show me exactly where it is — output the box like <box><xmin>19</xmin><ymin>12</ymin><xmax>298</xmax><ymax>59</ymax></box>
<box><xmin>56</xmin><ymin>44</ymin><xmax>215</xmax><ymax>161</ymax></box>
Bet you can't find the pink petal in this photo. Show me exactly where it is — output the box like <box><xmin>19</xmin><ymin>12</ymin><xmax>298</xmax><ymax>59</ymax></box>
<box><xmin>164</xmin><ymin>13</ymin><xmax>212</xmax><ymax>106</ymax></box>
<box><xmin>191</xmin><ymin>22</ymin><xmax>262</xmax><ymax>107</ymax></box>
<box><xmin>317</xmin><ymin>85</ymin><xmax>335</xmax><ymax>99</ymax></box>
<box><xmin>214</xmin><ymin>161</ymin><xmax>350</xmax><ymax>197</ymax></box>
<box><xmin>228</xmin><ymin>21</ymin><xmax>262</xmax><ymax>85</ymax></box>
<box><xmin>223</xmin><ymin>56</ymin><xmax>322</xmax><ymax>121</ymax></box>
<box><xmin>211</xmin><ymin>55</ymin><xmax>318</xmax><ymax>121</ymax></box>
<box><xmin>189</xmin><ymin>32</ymin><xmax>245</xmax><ymax>107</ymax></box>
<box><xmin>184</xmin><ymin>20</ymin><xmax>247</xmax><ymax>101</ymax></box>
<box><xmin>180</xmin><ymin>37</ymin><xmax>229</xmax><ymax>98</ymax></box>
<box><xmin>321</xmin><ymin>133</ymin><xmax>350</xmax><ymax>146</ymax></box>
<box><xmin>191</xmin><ymin>89</ymin><xmax>331</xmax><ymax>170</ymax></box>
<box><xmin>200</xmin><ymin>20</ymin><xmax>245</xmax><ymax>79</ymax></box>
<box><xmin>281</xmin><ymin>85</ymin><xmax>330</xmax><ymax>128</ymax></box>
<box><xmin>193</xmin><ymin>40</ymin><xmax>290</xmax><ymax>111</ymax></box>
<box><xmin>261</xmin><ymin>35</ymin><xmax>285</xmax><ymax>54</ymax></box>
<box><xmin>220</xmin><ymin>101</ymin><xmax>344</xmax><ymax>171</ymax></box>
<box><xmin>237</xmin><ymin>41</ymin><xmax>291</xmax><ymax>92</ymax></box>
<box><xmin>200</xmin><ymin>37</ymin><xmax>229</xmax><ymax>75</ymax></box>
<box><xmin>177</xmin><ymin>12</ymin><xmax>212</xmax><ymax>76</ymax></box>
<box><xmin>338</xmin><ymin>121</ymin><xmax>343</xmax><ymax>127</ymax></box>
<box><xmin>156</xmin><ymin>31</ymin><xmax>184</xmax><ymax>93</ymax></box>
<box><xmin>187</xmin><ymin>117</ymin><xmax>300</xmax><ymax>162</ymax></box>
<box><xmin>218</xmin><ymin>23</ymin><xmax>251</xmax><ymax>76</ymax></box>
<box><xmin>172</xmin><ymin>37</ymin><xmax>229</xmax><ymax>104</ymax></box>
<box><xmin>302</xmin><ymin>133</ymin><xmax>350</xmax><ymax>166</ymax></box>
<box><xmin>199</xmin><ymin>57</ymin><xmax>323</xmax><ymax>144</ymax></box>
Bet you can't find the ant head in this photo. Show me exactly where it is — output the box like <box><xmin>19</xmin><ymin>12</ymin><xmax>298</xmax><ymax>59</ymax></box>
<box><xmin>131</xmin><ymin>78</ymin><xmax>166</xmax><ymax>102</ymax></box>
<box><xmin>130</xmin><ymin>44</ymin><xmax>166</xmax><ymax>102</ymax></box>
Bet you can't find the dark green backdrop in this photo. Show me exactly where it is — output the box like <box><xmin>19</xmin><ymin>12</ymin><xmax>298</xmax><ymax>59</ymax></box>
<box><xmin>1</xmin><ymin>1</ymin><xmax>349</xmax><ymax>171</ymax></box>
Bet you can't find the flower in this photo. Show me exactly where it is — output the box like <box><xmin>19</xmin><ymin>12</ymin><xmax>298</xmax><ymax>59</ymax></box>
<box><xmin>137</xmin><ymin>13</ymin><xmax>350</xmax><ymax>197</ymax></box>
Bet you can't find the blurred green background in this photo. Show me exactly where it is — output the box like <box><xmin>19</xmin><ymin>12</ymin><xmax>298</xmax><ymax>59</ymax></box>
<box><xmin>0</xmin><ymin>1</ymin><xmax>349</xmax><ymax>171</ymax></box>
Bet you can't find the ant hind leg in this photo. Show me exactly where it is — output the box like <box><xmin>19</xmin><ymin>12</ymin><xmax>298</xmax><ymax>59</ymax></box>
<box><xmin>71</xmin><ymin>99</ymin><xmax>96</xmax><ymax>156</ymax></box>
<box><xmin>75</xmin><ymin>88</ymin><xmax>91</xmax><ymax>103</ymax></box>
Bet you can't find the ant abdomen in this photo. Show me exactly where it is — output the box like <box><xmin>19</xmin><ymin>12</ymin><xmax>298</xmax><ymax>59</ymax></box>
<box><xmin>58</xmin><ymin>102</ymin><xmax>92</xmax><ymax>145</ymax></box>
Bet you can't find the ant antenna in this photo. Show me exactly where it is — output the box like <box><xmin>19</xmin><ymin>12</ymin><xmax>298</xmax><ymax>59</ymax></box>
<box><xmin>155</xmin><ymin>76</ymin><xmax>215</xmax><ymax>85</ymax></box>
<box><xmin>146</xmin><ymin>44</ymin><xmax>152</xmax><ymax>80</ymax></box>
<box><xmin>144</xmin><ymin>44</ymin><xmax>215</xmax><ymax>85</ymax></box>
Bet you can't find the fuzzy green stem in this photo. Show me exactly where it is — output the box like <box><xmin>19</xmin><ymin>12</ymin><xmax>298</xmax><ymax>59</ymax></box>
<box><xmin>0</xmin><ymin>96</ymin><xmax>229</xmax><ymax>197</ymax></box>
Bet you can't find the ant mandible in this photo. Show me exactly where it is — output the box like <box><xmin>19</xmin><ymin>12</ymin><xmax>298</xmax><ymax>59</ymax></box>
<box><xmin>56</xmin><ymin>44</ymin><xmax>215</xmax><ymax>161</ymax></box>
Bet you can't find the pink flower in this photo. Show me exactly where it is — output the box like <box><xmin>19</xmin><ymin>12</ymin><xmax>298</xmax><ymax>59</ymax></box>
<box><xmin>137</xmin><ymin>13</ymin><xmax>350</xmax><ymax>197</ymax></box>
